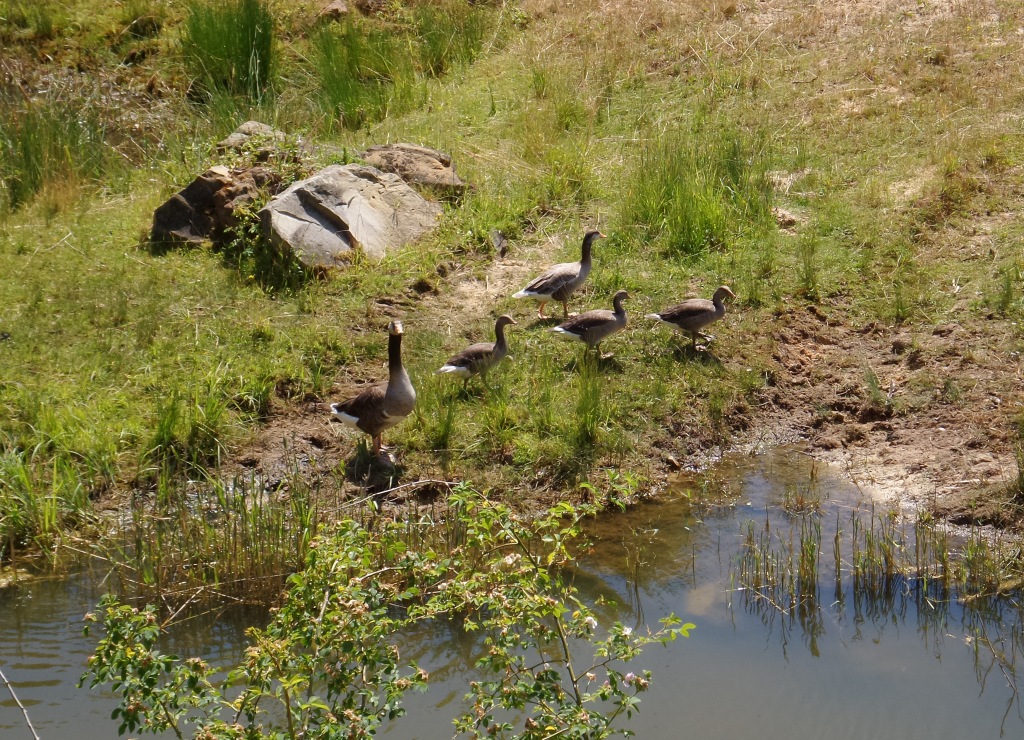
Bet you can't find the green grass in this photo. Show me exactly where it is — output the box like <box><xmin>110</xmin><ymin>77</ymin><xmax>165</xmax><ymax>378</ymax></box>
<box><xmin>0</xmin><ymin>99</ymin><xmax>121</xmax><ymax>212</ymax></box>
<box><xmin>180</xmin><ymin>0</ymin><xmax>276</xmax><ymax>101</ymax></box>
<box><xmin>312</xmin><ymin>21</ymin><xmax>422</xmax><ymax>130</ymax></box>
<box><xmin>0</xmin><ymin>0</ymin><xmax>1022</xmax><ymax>579</ymax></box>
<box><xmin>619</xmin><ymin>123</ymin><xmax>774</xmax><ymax>258</ymax></box>
<box><xmin>414</xmin><ymin>0</ymin><xmax>491</xmax><ymax>77</ymax></box>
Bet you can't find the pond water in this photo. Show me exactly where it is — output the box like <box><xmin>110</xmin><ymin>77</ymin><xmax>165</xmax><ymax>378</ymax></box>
<box><xmin>2</xmin><ymin>448</ymin><xmax>1023</xmax><ymax>739</ymax></box>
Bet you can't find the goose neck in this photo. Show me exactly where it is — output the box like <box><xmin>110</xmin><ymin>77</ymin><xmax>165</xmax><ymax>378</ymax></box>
<box><xmin>581</xmin><ymin>239</ymin><xmax>593</xmax><ymax>265</ymax></box>
<box><xmin>494</xmin><ymin>322</ymin><xmax>509</xmax><ymax>350</ymax></box>
<box><xmin>388</xmin><ymin>332</ymin><xmax>404</xmax><ymax>377</ymax></box>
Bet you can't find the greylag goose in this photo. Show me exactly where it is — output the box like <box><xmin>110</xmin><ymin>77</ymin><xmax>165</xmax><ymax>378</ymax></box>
<box><xmin>330</xmin><ymin>320</ymin><xmax>416</xmax><ymax>454</ymax></box>
<box><xmin>513</xmin><ymin>230</ymin><xmax>605</xmax><ymax>318</ymax></box>
<box><xmin>552</xmin><ymin>289</ymin><xmax>629</xmax><ymax>359</ymax></box>
<box><xmin>435</xmin><ymin>315</ymin><xmax>516</xmax><ymax>388</ymax></box>
<box><xmin>646</xmin><ymin>285</ymin><xmax>735</xmax><ymax>348</ymax></box>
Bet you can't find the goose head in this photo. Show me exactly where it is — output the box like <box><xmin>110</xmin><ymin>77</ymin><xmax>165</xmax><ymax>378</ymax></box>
<box><xmin>712</xmin><ymin>286</ymin><xmax>736</xmax><ymax>303</ymax></box>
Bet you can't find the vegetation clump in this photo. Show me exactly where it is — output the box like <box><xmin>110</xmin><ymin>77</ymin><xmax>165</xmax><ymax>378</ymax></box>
<box><xmin>83</xmin><ymin>490</ymin><xmax>690</xmax><ymax>739</ymax></box>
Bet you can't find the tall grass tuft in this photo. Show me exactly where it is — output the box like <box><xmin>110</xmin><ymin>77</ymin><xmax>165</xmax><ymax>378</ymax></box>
<box><xmin>120</xmin><ymin>0</ymin><xmax>163</xmax><ymax>38</ymax></box>
<box><xmin>312</xmin><ymin>21</ymin><xmax>420</xmax><ymax>130</ymax></box>
<box><xmin>3</xmin><ymin>1</ymin><xmax>57</xmax><ymax>39</ymax></box>
<box><xmin>103</xmin><ymin>467</ymin><xmax>328</xmax><ymax>611</ymax></box>
<box><xmin>573</xmin><ymin>357</ymin><xmax>605</xmax><ymax>449</ymax></box>
<box><xmin>621</xmin><ymin>124</ymin><xmax>773</xmax><ymax>257</ymax></box>
<box><xmin>414</xmin><ymin>0</ymin><xmax>490</xmax><ymax>77</ymax></box>
<box><xmin>0</xmin><ymin>449</ymin><xmax>92</xmax><ymax>559</ymax></box>
<box><xmin>141</xmin><ymin>374</ymin><xmax>236</xmax><ymax>475</ymax></box>
<box><xmin>0</xmin><ymin>100</ymin><xmax>114</xmax><ymax>212</ymax></box>
<box><xmin>180</xmin><ymin>0</ymin><xmax>275</xmax><ymax>101</ymax></box>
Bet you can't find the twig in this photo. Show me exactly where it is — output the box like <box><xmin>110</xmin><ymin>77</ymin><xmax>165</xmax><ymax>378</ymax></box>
<box><xmin>0</xmin><ymin>666</ymin><xmax>42</xmax><ymax>740</ymax></box>
<box><xmin>318</xmin><ymin>479</ymin><xmax>458</xmax><ymax>514</ymax></box>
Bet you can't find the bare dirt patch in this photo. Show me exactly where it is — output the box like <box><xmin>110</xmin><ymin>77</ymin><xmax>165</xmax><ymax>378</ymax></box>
<box><xmin>755</xmin><ymin>304</ymin><xmax>1022</xmax><ymax>525</ymax></box>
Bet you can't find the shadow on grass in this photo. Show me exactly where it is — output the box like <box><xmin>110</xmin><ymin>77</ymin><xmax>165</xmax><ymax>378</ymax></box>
<box><xmin>344</xmin><ymin>439</ymin><xmax>406</xmax><ymax>494</ymax></box>
<box><xmin>523</xmin><ymin>313</ymin><xmax>563</xmax><ymax>328</ymax></box>
<box><xmin>672</xmin><ymin>342</ymin><xmax>724</xmax><ymax>366</ymax></box>
<box><xmin>560</xmin><ymin>354</ymin><xmax>625</xmax><ymax>374</ymax></box>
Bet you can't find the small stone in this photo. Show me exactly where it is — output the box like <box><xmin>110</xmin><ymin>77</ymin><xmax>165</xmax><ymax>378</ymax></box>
<box><xmin>318</xmin><ymin>0</ymin><xmax>350</xmax><ymax>21</ymax></box>
<box><xmin>773</xmin><ymin>207</ymin><xmax>799</xmax><ymax>229</ymax></box>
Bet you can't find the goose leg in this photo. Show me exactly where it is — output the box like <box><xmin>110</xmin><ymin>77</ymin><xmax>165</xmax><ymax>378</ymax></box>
<box><xmin>372</xmin><ymin>434</ymin><xmax>383</xmax><ymax>455</ymax></box>
<box><xmin>537</xmin><ymin>301</ymin><xmax>548</xmax><ymax>319</ymax></box>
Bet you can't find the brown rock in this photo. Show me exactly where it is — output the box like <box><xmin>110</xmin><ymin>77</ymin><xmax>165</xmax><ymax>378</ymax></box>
<box><xmin>151</xmin><ymin>165</ymin><xmax>282</xmax><ymax>246</ymax></box>
<box><xmin>773</xmin><ymin>207</ymin><xmax>800</xmax><ymax>230</ymax></box>
<box><xmin>361</xmin><ymin>143</ymin><xmax>466</xmax><ymax>197</ymax></box>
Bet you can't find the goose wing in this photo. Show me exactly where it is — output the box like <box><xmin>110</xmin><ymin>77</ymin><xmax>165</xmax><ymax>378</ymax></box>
<box><xmin>519</xmin><ymin>261</ymin><xmax>579</xmax><ymax>297</ymax></box>
<box><xmin>556</xmin><ymin>309</ymin><xmax>616</xmax><ymax>336</ymax></box>
<box><xmin>443</xmin><ymin>342</ymin><xmax>495</xmax><ymax>370</ymax></box>
<box><xmin>331</xmin><ymin>382</ymin><xmax>389</xmax><ymax>435</ymax></box>
<box><xmin>657</xmin><ymin>298</ymin><xmax>715</xmax><ymax>326</ymax></box>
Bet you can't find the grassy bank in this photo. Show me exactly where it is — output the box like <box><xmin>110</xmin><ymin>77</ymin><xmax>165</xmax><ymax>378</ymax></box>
<box><xmin>1</xmin><ymin>0</ymin><xmax>1023</xmax><ymax>567</ymax></box>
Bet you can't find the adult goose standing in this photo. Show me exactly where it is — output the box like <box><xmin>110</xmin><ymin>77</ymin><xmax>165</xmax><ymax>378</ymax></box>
<box><xmin>435</xmin><ymin>315</ymin><xmax>517</xmax><ymax>389</ymax></box>
<box><xmin>513</xmin><ymin>230</ymin><xmax>605</xmax><ymax>318</ymax></box>
<box><xmin>646</xmin><ymin>285</ymin><xmax>736</xmax><ymax>349</ymax></box>
<box><xmin>552</xmin><ymin>289</ymin><xmax>629</xmax><ymax>359</ymax></box>
<box><xmin>330</xmin><ymin>320</ymin><xmax>416</xmax><ymax>454</ymax></box>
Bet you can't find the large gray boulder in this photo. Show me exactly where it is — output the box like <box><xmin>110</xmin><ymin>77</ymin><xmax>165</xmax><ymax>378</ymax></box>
<box><xmin>259</xmin><ymin>164</ymin><xmax>442</xmax><ymax>268</ymax></box>
<box><xmin>361</xmin><ymin>143</ymin><xmax>466</xmax><ymax>197</ymax></box>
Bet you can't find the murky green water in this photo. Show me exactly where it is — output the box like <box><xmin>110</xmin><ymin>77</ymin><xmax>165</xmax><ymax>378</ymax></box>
<box><xmin>2</xmin><ymin>448</ymin><xmax>1023</xmax><ymax>738</ymax></box>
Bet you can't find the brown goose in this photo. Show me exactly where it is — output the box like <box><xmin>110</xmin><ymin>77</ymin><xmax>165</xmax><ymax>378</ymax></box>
<box><xmin>513</xmin><ymin>230</ymin><xmax>605</xmax><ymax>318</ymax></box>
<box><xmin>552</xmin><ymin>289</ymin><xmax>629</xmax><ymax>359</ymax></box>
<box><xmin>435</xmin><ymin>315</ymin><xmax>516</xmax><ymax>388</ymax></box>
<box><xmin>646</xmin><ymin>286</ymin><xmax>735</xmax><ymax>348</ymax></box>
<box><xmin>330</xmin><ymin>320</ymin><xmax>416</xmax><ymax>454</ymax></box>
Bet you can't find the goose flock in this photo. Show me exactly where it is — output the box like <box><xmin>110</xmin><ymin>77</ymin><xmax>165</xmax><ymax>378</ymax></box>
<box><xmin>330</xmin><ymin>230</ymin><xmax>736</xmax><ymax>455</ymax></box>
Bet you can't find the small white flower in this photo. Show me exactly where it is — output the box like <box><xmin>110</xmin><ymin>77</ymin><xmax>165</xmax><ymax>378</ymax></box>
<box><xmin>623</xmin><ymin>672</ymin><xmax>636</xmax><ymax>686</ymax></box>
<box><xmin>584</xmin><ymin>616</ymin><xmax>598</xmax><ymax>630</ymax></box>
<box><xmin>621</xmin><ymin>626</ymin><xmax>633</xmax><ymax>637</ymax></box>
